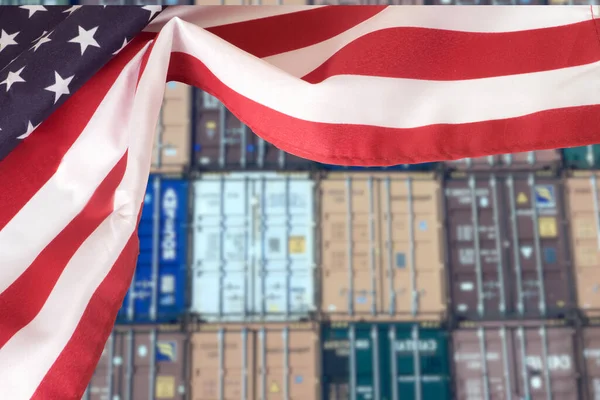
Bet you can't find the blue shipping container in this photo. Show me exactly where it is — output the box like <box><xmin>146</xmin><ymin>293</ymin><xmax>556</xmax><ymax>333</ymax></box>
<box><xmin>117</xmin><ymin>176</ymin><xmax>189</xmax><ymax>324</ymax></box>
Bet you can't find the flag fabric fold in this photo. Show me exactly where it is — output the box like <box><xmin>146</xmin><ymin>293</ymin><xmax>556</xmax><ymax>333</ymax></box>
<box><xmin>1</xmin><ymin>5</ymin><xmax>600</xmax><ymax>398</ymax></box>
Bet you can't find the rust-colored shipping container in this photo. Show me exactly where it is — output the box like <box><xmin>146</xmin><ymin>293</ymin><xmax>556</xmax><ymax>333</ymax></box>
<box><xmin>445</xmin><ymin>171</ymin><xmax>574</xmax><ymax>321</ymax></box>
<box><xmin>84</xmin><ymin>325</ymin><xmax>189</xmax><ymax>400</ymax></box>
<box><xmin>193</xmin><ymin>91</ymin><xmax>314</xmax><ymax>170</ymax></box>
<box><xmin>445</xmin><ymin>150</ymin><xmax>562</xmax><ymax>172</ymax></box>
<box><xmin>320</xmin><ymin>172</ymin><xmax>447</xmax><ymax>322</ymax></box>
<box><xmin>190</xmin><ymin>322</ymin><xmax>320</xmax><ymax>400</ymax></box>
<box><xmin>453</xmin><ymin>320</ymin><xmax>580</xmax><ymax>400</ymax></box>
<box><xmin>579</xmin><ymin>321</ymin><xmax>600</xmax><ymax>400</ymax></box>
<box><xmin>151</xmin><ymin>82</ymin><xmax>192</xmax><ymax>175</ymax></box>
<box><xmin>565</xmin><ymin>171</ymin><xmax>600</xmax><ymax>317</ymax></box>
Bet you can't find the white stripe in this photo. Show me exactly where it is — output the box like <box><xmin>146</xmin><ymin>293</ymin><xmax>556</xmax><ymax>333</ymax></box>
<box><xmin>144</xmin><ymin>5</ymin><xmax>324</xmax><ymax>32</ymax></box>
<box><xmin>0</xmin><ymin>45</ymin><xmax>150</xmax><ymax>295</ymax></box>
<box><xmin>264</xmin><ymin>5</ymin><xmax>598</xmax><ymax>78</ymax></box>
<box><xmin>0</xmin><ymin>21</ymin><xmax>173</xmax><ymax>398</ymax></box>
<box><xmin>170</xmin><ymin>18</ymin><xmax>600</xmax><ymax>129</ymax></box>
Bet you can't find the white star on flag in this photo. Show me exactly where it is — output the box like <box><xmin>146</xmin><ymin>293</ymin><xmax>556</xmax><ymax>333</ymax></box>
<box><xmin>45</xmin><ymin>72</ymin><xmax>74</xmax><ymax>104</ymax></box>
<box><xmin>17</xmin><ymin>121</ymin><xmax>40</xmax><ymax>140</ymax></box>
<box><xmin>68</xmin><ymin>26</ymin><xmax>100</xmax><ymax>56</ymax></box>
<box><xmin>62</xmin><ymin>6</ymin><xmax>82</xmax><ymax>16</ymax></box>
<box><xmin>1</xmin><ymin>67</ymin><xmax>25</xmax><ymax>92</ymax></box>
<box><xmin>142</xmin><ymin>6</ymin><xmax>162</xmax><ymax>21</ymax></box>
<box><xmin>0</xmin><ymin>30</ymin><xmax>18</xmax><ymax>53</ymax></box>
<box><xmin>31</xmin><ymin>31</ymin><xmax>52</xmax><ymax>52</ymax></box>
<box><xmin>112</xmin><ymin>38</ymin><xmax>129</xmax><ymax>55</ymax></box>
<box><xmin>19</xmin><ymin>6</ymin><xmax>47</xmax><ymax>19</ymax></box>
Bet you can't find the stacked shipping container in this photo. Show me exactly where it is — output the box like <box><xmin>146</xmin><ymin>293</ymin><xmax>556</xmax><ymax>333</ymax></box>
<box><xmin>67</xmin><ymin>18</ymin><xmax>600</xmax><ymax>394</ymax></box>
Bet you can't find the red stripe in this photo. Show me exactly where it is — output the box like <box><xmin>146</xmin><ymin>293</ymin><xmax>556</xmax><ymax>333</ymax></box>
<box><xmin>303</xmin><ymin>19</ymin><xmax>600</xmax><ymax>83</ymax></box>
<box><xmin>0</xmin><ymin>153</ymin><xmax>127</xmax><ymax>349</ymax></box>
<box><xmin>169</xmin><ymin>52</ymin><xmax>600</xmax><ymax>165</ymax></box>
<box><xmin>0</xmin><ymin>34</ymin><xmax>153</xmax><ymax>231</ymax></box>
<box><xmin>205</xmin><ymin>6</ymin><xmax>385</xmax><ymax>59</ymax></box>
<box><xmin>31</xmin><ymin>230</ymin><xmax>140</xmax><ymax>400</ymax></box>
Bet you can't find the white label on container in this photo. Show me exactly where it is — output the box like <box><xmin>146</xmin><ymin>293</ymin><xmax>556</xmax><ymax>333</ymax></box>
<box><xmin>457</xmin><ymin>304</ymin><xmax>468</xmax><ymax>312</ymax></box>
<box><xmin>200</xmin><ymin>157</ymin><xmax>211</xmax><ymax>165</ymax></box>
<box><xmin>457</xmin><ymin>225</ymin><xmax>473</xmax><ymax>241</ymax></box>
<box><xmin>460</xmin><ymin>282</ymin><xmax>474</xmax><ymax>291</ymax></box>
<box><xmin>328</xmin><ymin>304</ymin><xmax>337</xmax><ymax>311</ymax></box>
<box><xmin>161</xmin><ymin>274</ymin><xmax>176</xmax><ymax>293</ymax></box>
<box><xmin>164</xmin><ymin>147</ymin><xmax>177</xmax><ymax>157</ymax></box>
<box><xmin>113</xmin><ymin>356</ymin><xmax>123</xmax><ymax>366</ymax></box>
<box><xmin>479</xmin><ymin>197</ymin><xmax>489</xmax><ymax>208</ymax></box>
<box><xmin>459</xmin><ymin>248</ymin><xmax>475</xmax><ymax>265</ymax></box>
<box><xmin>138</xmin><ymin>345</ymin><xmax>148</xmax><ymax>358</ymax></box>
<box><xmin>178</xmin><ymin>385</ymin><xmax>186</xmax><ymax>394</ymax></box>
<box><xmin>530</xmin><ymin>376</ymin><xmax>542</xmax><ymax>390</ymax></box>
<box><xmin>112</xmin><ymin>396</ymin><xmax>121</xmax><ymax>400</ymax></box>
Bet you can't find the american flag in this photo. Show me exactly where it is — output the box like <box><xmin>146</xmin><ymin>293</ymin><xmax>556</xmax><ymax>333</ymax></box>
<box><xmin>0</xmin><ymin>4</ymin><xmax>599</xmax><ymax>398</ymax></box>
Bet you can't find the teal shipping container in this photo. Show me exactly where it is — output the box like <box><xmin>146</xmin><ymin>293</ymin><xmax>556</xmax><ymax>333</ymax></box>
<box><xmin>563</xmin><ymin>145</ymin><xmax>600</xmax><ymax>169</ymax></box>
<box><xmin>321</xmin><ymin>322</ymin><xmax>451</xmax><ymax>400</ymax></box>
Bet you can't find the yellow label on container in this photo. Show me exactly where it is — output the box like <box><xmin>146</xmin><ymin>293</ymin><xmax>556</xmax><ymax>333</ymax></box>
<box><xmin>289</xmin><ymin>236</ymin><xmax>306</xmax><ymax>254</ymax></box>
<box><xmin>270</xmin><ymin>382</ymin><xmax>280</xmax><ymax>393</ymax></box>
<box><xmin>538</xmin><ymin>217</ymin><xmax>557</xmax><ymax>238</ymax></box>
<box><xmin>156</xmin><ymin>376</ymin><xmax>175</xmax><ymax>399</ymax></box>
<box><xmin>206</xmin><ymin>121</ymin><xmax>217</xmax><ymax>129</ymax></box>
<box><xmin>517</xmin><ymin>192</ymin><xmax>528</xmax><ymax>204</ymax></box>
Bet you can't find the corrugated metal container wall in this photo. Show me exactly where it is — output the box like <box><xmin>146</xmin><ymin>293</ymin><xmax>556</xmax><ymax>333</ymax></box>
<box><xmin>453</xmin><ymin>320</ymin><xmax>579</xmax><ymax>400</ymax></box>
<box><xmin>580</xmin><ymin>322</ymin><xmax>600</xmax><ymax>400</ymax></box>
<box><xmin>321</xmin><ymin>322</ymin><xmax>451</xmax><ymax>400</ymax></box>
<box><xmin>565</xmin><ymin>172</ymin><xmax>600</xmax><ymax>317</ymax></box>
<box><xmin>117</xmin><ymin>176</ymin><xmax>189</xmax><ymax>324</ymax></box>
<box><xmin>193</xmin><ymin>91</ymin><xmax>314</xmax><ymax>170</ymax></box>
<box><xmin>445</xmin><ymin>171</ymin><xmax>573</xmax><ymax>321</ymax></box>
<box><xmin>563</xmin><ymin>146</ymin><xmax>600</xmax><ymax>169</ymax></box>
<box><xmin>190</xmin><ymin>322</ymin><xmax>320</xmax><ymax>400</ymax></box>
<box><xmin>320</xmin><ymin>172</ymin><xmax>447</xmax><ymax>321</ymax></box>
<box><xmin>444</xmin><ymin>151</ymin><xmax>561</xmax><ymax>171</ymax></box>
<box><xmin>84</xmin><ymin>325</ymin><xmax>189</xmax><ymax>400</ymax></box>
<box><xmin>190</xmin><ymin>172</ymin><xmax>316</xmax><ymax>322</ymax></box>
<box><xmin>151</xmin><ymin>82</ymin><xmax>192</xmax><ymax>174</ymax></box>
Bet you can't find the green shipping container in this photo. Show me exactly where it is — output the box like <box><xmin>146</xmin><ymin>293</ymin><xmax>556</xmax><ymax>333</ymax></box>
<box><xmin>321</xmin><ymin>322</ymin><xmax>451</xmax><ymax>400</ymax></box>
<box><xmin>562</xmin><ymin>145</ymin><xmax>600</xmax><ymax>169</ymax></box>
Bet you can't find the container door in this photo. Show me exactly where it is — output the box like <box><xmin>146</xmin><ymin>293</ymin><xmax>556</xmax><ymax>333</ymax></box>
<box><xmin>121</xmin><ymin>178</ymin><xmax>188</xmax><ymax>323</ymax></box>
<box><xmin>253</xmin><ymin>175</ymin><xmax>315</xmax><ymax>321</ymax></box>
<box><xmin>192</xmin><ymin>177</ymin><xmax>251</xmax><ymax>321</ymax></box>
<box><xmin>322</xmin><ymin>324</ymin><xmax>379</xmax><ymax>400</ymax></box>
<box><xmin>390</xmin><ymin>325</ymin><xmax>450</xmax><ymax>400</ymax></box>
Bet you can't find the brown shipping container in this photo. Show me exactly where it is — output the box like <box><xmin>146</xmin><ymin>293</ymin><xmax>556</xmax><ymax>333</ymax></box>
<box><xmin>151</xmin><ymin>82</ymin><xmax>191</xmax><ymax>175</ymax></box>
<box><xmin>453</xmin><ymin>320</ymin><xmax>580</xmax><ymax>400</ymax></box>
<box><xmin>193</xmin><ymin>91</ymin><xmax>314</xmax><ymax>170</ymax></box>
<box><xmin>190</xmin><ymin>322</ymin><xmax>320</xmax><ymax>400</ymax></box>
<box><xmin>84</xmin><ymin>325</ymin><xmax>189</xmax><ymax>400</ymax></box>
<box><xmin>445</xmin><ymin>150</ymin><xmax>562</xmax><ymax>172</ymax></box>
<box><xmin>566</xmin><ymin>172</ymin><xmax>600</xmax><ymax>317</ymax></box>
<box><xmin>320</xmin><ymin>172</ymin><xmax>447</xmax><ymax>321</ymax></box>
<box><xmin>445</xmin><ymin>172</ymin><xmax>573</xmax><ymax>321</ymax></box>
<box><xmin>580</xmin><ymin>323</ymin><xmax>600</xmax><ymax>400</ymax></box>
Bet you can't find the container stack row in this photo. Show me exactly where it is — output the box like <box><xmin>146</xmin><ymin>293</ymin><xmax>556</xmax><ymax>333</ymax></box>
<box><xmin>78</xmin><ymin>81</ymin><xmax>600</xmax><ymax>399</ymax></box>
